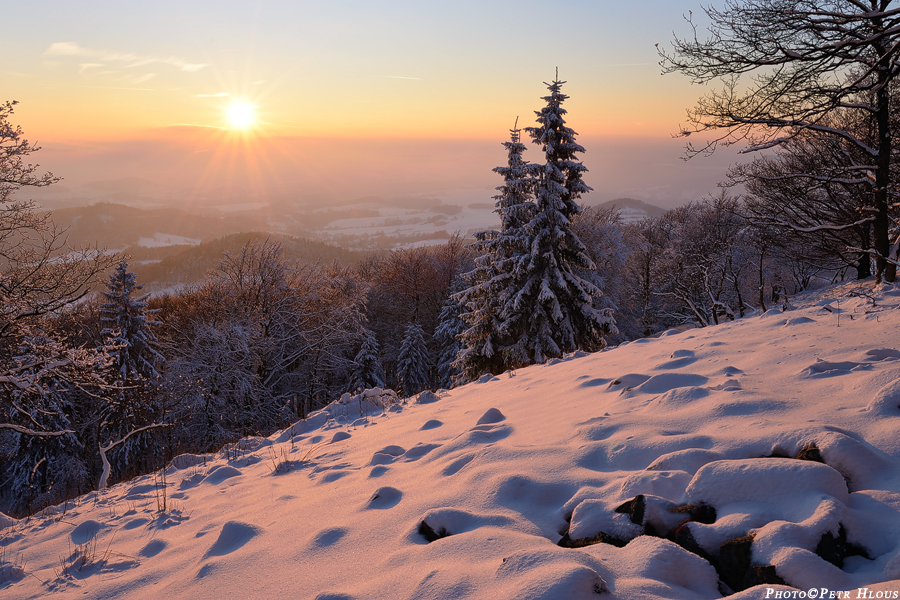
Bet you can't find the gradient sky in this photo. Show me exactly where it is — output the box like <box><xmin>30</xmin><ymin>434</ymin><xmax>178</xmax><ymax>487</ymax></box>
<box><xmin>2</xmin><ymin>1</ymin><xmax>737</xmax><ymax>208</ymax></box>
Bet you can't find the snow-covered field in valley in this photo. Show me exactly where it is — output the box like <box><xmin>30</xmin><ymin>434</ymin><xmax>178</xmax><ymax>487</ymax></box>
<box><xmin>4</xmin><ymin>282</ymin><xmax>900</xmax><ymax>599</ymax></box>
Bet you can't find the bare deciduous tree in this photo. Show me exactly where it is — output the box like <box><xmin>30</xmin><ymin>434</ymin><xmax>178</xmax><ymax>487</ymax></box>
<box><xmin>660</xmin><ymin>1</ymin><xmax>900</xmax><ymax>282</ymax></box>
<box><xmin>0</xmin><ymin>101</ymin><xmax>116</xmax><ymax>438</ymax></box>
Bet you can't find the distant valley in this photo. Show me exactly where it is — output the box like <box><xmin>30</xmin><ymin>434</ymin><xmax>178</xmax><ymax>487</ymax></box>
<box><xmin>44</xmin><ymin>195</ymin><xmax>668</xmax><ymax>291</ymax></box>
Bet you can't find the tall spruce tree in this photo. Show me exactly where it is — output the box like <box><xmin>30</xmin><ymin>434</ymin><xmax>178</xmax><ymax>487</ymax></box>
<box><xmin>396</xmin><ymin>322</ymin><xmax>430</xmax><ymax>397</ymax></box>
<box><xmin>455</xmin><ymin>122</ymin><xmax>538</xmax><ymax>383</ymax></box>
<box><xmin>496</xmin><ymin>75</ymin><xmax>615</xmax><ymax>366</ymax></box>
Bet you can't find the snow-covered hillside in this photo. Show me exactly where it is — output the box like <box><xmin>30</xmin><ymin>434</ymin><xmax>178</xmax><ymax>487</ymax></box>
<box><xmin>4</xmin><ymin>282</ymin><xmax>900</xmax><ymax>599</ymax></box>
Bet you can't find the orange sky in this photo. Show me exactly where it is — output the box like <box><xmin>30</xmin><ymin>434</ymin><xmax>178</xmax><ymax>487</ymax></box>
<box><xmin>3</xmin><ymin>1</ymin><xmax>732</xmax><ymax>207</ymax></box>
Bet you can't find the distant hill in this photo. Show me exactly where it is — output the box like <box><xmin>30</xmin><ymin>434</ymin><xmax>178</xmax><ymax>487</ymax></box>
<box><xmin>45</xmin><ymin>200</ymin><xmax>487</xmax><ymax>256</ymax></box>
<box><xmin>48</xmin><ymin>203</ymin><xmax>277</xmax><ymax>250</ymax></box>
<box><xmin>595</xmin><ymin>198</ymin><xmax>668</xmax><ymax>223</ymax></box>
<box><xmin>132</xmin><ymin>232</ymin><xmax>365</xmax><ymax>292</ymax></box>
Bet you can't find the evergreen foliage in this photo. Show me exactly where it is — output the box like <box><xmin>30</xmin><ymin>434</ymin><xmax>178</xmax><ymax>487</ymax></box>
<box><xmin>495</xmin><ymin>76</ymin><xmax>616</xmax><ymax>365</ymax></box>
<box><xmin>434</xmin><ymin>283</ymin><xmax>466</xmax><ymax>388</ymax></box>
<box><xmin>452</xmin><ymin>232</ymin><xmax>502</xmax><ymax>384</ymax></box>
<box><xmin>98</xmin><ymin>260</ymin><xmax>168</xmax><ymax>487</ymax></box>
<box><xmin>101</xmin><ymin>259</ymin><xmax>163</xmax><ymax>381</ymax></box>
<box><xmin>349</xmin><ymin>329</ymin><xmax>385</xmax><ymax>392</ymax></box>
<box><xmin>456</xmin><ymin>76</ymin><xmax>616</xmax><ymax>382</ymax></box>
<box><xmin>396</xmin><ymin>322</ymin><xmax>430</xmax><ymax>397</ymax></box>
<box><xmin>454</xmin><ymin>124</ymin><xmax>539</xmax><ymax>382</ymax></box>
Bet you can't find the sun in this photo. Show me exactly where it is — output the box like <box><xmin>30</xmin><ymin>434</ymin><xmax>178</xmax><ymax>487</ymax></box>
<box><xmin>226</xmin><ymin>102</ymin><xmax>256</xmax><ymax>129</ymax></box>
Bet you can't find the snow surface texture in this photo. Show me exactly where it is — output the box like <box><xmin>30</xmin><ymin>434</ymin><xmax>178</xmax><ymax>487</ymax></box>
<box><xmin>4</xmin><ymin>281</ymin><xmax>900</xmax><ymax>598</ymax></box>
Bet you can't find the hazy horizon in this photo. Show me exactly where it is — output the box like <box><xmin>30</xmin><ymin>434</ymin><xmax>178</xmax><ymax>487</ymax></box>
<box><xmin>26</xmin><ymin>132</ymin><xmax>742</xmax><ymax>214</ymax></box>
<box><xmin>2</xmin><ymin>0</ymin><xmax>749</xmax><ymax>220</ymax></box>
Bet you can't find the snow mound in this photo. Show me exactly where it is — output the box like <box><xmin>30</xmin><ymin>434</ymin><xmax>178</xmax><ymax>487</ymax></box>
<box><xmin>684</xmin><ymin>458</ymin><xmax>849</xmax><ymax>507</ymax></box>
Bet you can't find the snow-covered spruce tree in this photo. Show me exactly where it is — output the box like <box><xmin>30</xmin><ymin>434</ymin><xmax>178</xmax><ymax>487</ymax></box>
<box><xmin>434</xmin><ymin>280</ymin><xmax>466</xmax><ymax>389</ymax></box>
<box><xmin>97</xmin><ymin>259</ymin><xmax>167</xmax><ymax>488</ymax></box>
<box><xmin>454</xmin><ymin>123</ymin><xmax>538</xmax><ymax>383</ymax></box>
<box><xmin>348</xmin><ymin>328</ymin><xmax>385</xmax><ymax>393</ymax></box>
<box><xmin>493</xmin><ymin>120</ymin><xmax>538</xmax><ymax>241</ymax></box>
<box><xmin>396</xmin><ymin>322</ymin><xmax>430</xmax><ymax>397</ymax></box>
<box><xmin>497</xmin><ymin>76</ymin><xmax>616</xmax><ymax>366</ymax></box>
<box><xmin>101</xmin><ymin>259</ymin><xmax>163</xmax><ymax>381</ymax></box>
<box><xmin>452</xmin><ymin>234</ymin><xmax>501</xmax><ymax>384</ymax></box>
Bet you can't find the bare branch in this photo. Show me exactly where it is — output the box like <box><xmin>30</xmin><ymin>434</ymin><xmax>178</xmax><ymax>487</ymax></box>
<box><xmin>0</xmin><ymin>423</ymin><xmax>74</xmax><ymax>437</ymax></box>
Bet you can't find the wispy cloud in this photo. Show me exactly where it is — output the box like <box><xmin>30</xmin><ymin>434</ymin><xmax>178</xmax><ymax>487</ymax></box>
<box><xmin>45</xmin><ymin>42</ymin><xmax>207</xmax><ymax>72</ymax></box>
<box><xmin>131</xmin><ymin>73</ymin><xmax>157</xmax><ymax>84</ymax></box>
<box><xmin>195</xmin><ymin>92</ymin><xmax>230</xmax><ymax>98</ymax></box>
<box><xmin>78</xmin><ymin>63</ymin><xmax>103</xmax><ymax>74</ymax></box>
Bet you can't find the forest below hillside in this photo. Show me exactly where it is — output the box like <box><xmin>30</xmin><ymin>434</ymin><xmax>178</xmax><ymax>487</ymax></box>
<box><xmin>0</xmin><ymin>181</ymin><xmax>872</xmax><ymax>517</ymax></box>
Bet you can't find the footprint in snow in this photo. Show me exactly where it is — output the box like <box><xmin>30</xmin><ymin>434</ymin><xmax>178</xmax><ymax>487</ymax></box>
<box><xmin>606</xmin><ymin>373</ymin><xmax>650</xmax><ymax>392</ymax></box>
<box><xmin>718</xmin><ymin>365</ymin><xmax>745</xmax><ymax>376</ymax></box>
<box><xmin>310</xmin><ymin>527</ymin><xmax>348</xmax><ymax>548</ymax></box>
<box><xmin>319</xmin><ymin>470</ymin><xmax>350</xmax><ymax>483</ymax></box>
<box><xmin>577</xmin><ymin>377</ymin><xmax>611</xmax><ymax>388</ymax></box>
<box><xmin>784</xmin><ymin>316</ymin><xmax>816</xmax><ymax>326</ymax></box>
<box><xmin>403</xmin><ymin>443</ymin><xmax>441</xmax><ymax>461</ymax></box>
<box><xmin>799</xmin><ymin>359</ymin><xmax>871</xmax><ymax>378</ymax></box>
<box><xmin>330</xmin><ymin>431</ymin><xmax>352</xmax><ymax>443</ymax></box>
<box><xmin>125</xmin><ymin>483</ymin><xmax>157</xmax><ymax>499</ymax></box>
<box><xmin>442</xmin><ymin>453</ymin><xmax>476</xmax><ymax>477</ymax></box>
<box><xmin>635</xmin><ymin>373</ymin><xmax>709</xmax><ymax>394</ymax></box>
<box><xmin>203</xmin><ymin>521</ymin><xmax>262</xmax><ymax>558</ymax></box>
<box><xmin>179</xmin><ymin>473</ymin><xmax>205</xmax><ymax>490</ymax></box>
<box><xmin>864</xmin><ymin>348</ymin><xmax>900</xmax><ymax>362</ymax></box>
<box><xmin>365</xmin><ymin>486</ymin><xmax>403</xmax><ymax>510</ymax></box>
<box><xmin>867</xmin><ymin>378</ymin><xmax>900</xmax><ymax>416</ymax></box>
<box><xmin>122</xmin><ymin>517</ymin><xmax>149</xmax><ymax>531</ymax></box>
<box><xmin>139</xmin><ymin>539</ymin><xmax>167</xmax><ymax>558</ymax></box>
<box><xmin>369</xmin><ymin>445</ymin><xmax>406</xmax><ymax>465</ymax></box>
<box><xmin>654</xmin><ymin>349</ymin><xmax>698</xmax><ymax>370</ymax></box>
<box><xmin>70</xmin><ymin>520</ymin><xmax>104</xmax><ymax>545</ymax></box>
<box><xmin>368</xmin><ymin>466</ymin><xmax>389</xmax><ymax>478</ymax></box>
<box><xmin>413</xmin><ymin>507</ymin><xmax>518</xmax><ymax>544</ymax></box>
<box><xmin>468</xmin><ymin>424</ymin><xmax>512</xmax><ymax>443</ymax></box>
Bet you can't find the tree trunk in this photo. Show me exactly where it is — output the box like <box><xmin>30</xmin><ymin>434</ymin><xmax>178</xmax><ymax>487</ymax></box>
<box><xmin>856</xmin><ymin>251</ymin><xmax>872</xmax><ymax>280</ymax></box>
<box><xmin>874</xmin><ymin>33</ymin><xmax>896</xmax><ymax>283</ymax></box>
